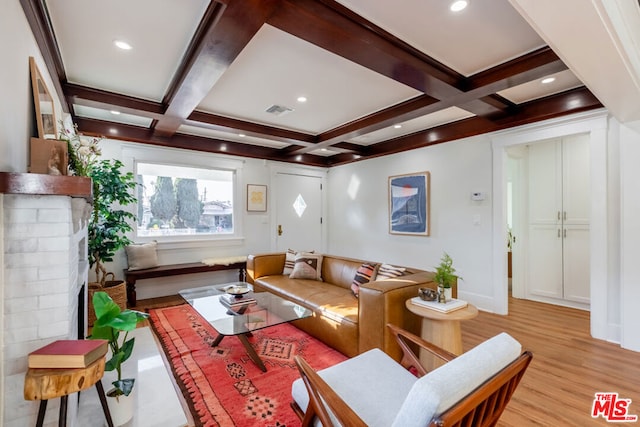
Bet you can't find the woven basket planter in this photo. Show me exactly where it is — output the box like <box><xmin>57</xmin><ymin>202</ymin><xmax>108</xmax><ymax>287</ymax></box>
<box><xmin>88</xmin><ymin>276</ymin><xmax>127</xmax><ymax>325</ymax></box>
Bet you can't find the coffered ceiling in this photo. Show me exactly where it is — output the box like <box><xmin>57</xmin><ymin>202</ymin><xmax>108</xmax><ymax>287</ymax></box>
<box><xmin>22</xmin><ymin>0</ymin><xmax>607</xmax><ymax>167</ymax></box>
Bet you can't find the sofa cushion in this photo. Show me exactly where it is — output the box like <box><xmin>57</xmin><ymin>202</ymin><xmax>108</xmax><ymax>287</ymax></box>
<box><xmin>351</xmin><ymin>262</ymin><xmax>378</xmax><ymax>297</ymax></box>
<box><xmin>290</xmin><ymin>253</ymin><xmax>323</xmax><ymax>280</ymax></box>
<box><xmin>125</xmin><ymin>240</ymin><xmax>158</xmax><ymax>270</ymax></box>
<box><xmin>377</xmin><ymin>263</ymin><xmax>407</xmax><ymax>280</ymax></box>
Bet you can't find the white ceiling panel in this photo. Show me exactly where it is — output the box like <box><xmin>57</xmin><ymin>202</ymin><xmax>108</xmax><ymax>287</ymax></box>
<box><xmin>349</xmin><ymin>107</ymin><xmax>475</xmax><ymax>145</ymax></box>
<box><xmin>336</xmin><ymin>0</ymin><xmax>546</xmax><ymax>76</ymax></box>
<box><xmin>197</xmin><ymin>24</ymin><xmax>422</xmax><ymax>134</ymax></box>
<box><xmin>46</xmin><ymin>0</ymin><xmax>209</xmax><ymax>101</ymax></box>
<box><xmin>178</xmin><ymin>125</ymin><xmax>289</xmax><ymax>149</ymax></box>
<box><xmin>498</xmin><ymin>70</ymin><xmax>583</xmax><ymax>104</ymax></box>
<box><xmin>73</xmin><ymin>105</ymin><xmax>153</xmax><ymax>127</ymax></box>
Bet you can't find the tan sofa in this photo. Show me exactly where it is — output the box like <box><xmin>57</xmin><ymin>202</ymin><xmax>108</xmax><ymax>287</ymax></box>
<box><xmin>246</xmin><ymin>253</ymin><xmax>457</xmax><ymax>361</ymax></box>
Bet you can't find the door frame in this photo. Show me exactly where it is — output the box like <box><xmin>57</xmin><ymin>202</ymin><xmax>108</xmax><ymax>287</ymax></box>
<box><xmin>490</xmin><ymin>110</ymin><xmax>608</xmax><ymax>338</ymax></box>
<box><xmin>269</xmin><ymin>165</ymin><xmax>328</xmax><ymax>253</ymax></box>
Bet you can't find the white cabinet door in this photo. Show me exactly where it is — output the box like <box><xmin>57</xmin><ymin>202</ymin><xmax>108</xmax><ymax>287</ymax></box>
<box><xmin>562</xmin><ymin>134</ymin><xmax>591</xmax><ymax>224</ymax></box>
<box><xmin>563</xmin><ymin>225</ymin><xmax>591</xmax><ymax>303</ymax></box>
<box><xmin>525</xmin><ymin>135</ymin><xmax>590</xmax><ymax>308</ymax></box>
<box><xmin>528</xmin><ymin>223</ymin><xmax>563</xmax><ymax>298</ymax></box>
<box><xmin>528</xmin><ymin>139</ymin><xmax>562</xmax><ymax>225</ymax></box>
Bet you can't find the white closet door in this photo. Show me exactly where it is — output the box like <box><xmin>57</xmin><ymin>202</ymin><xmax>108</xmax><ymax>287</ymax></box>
<box><xmin>562</xmin><ymin>133</ymin><xmax>591</xmax><ymax>224</ymax></box>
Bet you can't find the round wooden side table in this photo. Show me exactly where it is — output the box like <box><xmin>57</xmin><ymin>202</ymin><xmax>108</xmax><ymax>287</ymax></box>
<box><xmin>405</xmin><ymin>299</ymin><xmax>478</xmax><ymax>371</ymax></box>
<box><xmin>24</xmin><ymin>356</ymin><xmax>113</xmax><ymax>427</ymax></box>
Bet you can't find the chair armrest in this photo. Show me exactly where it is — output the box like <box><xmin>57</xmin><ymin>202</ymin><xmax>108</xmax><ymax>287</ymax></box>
<box><xmin>387</xmin><ymin>323</ymin><xmax>457</xmax><ymax>377</ymax></box>
<box><xmin>246</xmin><ymin>253</ymin><xmax>286</xmax><ymax>284</ymax></box>
<box><xmin>294</xmin><ymin>355</ymin><xmax>367</xmax><ymax>427</ymax></box>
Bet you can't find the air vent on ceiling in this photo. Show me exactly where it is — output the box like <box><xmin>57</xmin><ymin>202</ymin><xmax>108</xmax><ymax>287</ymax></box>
<box><xmin>265</xmin><ymin>104</ymin><xmax>294</xmax><ymax>116</ymax></box>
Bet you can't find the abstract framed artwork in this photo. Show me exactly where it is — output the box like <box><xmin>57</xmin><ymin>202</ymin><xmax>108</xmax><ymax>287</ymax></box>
<box><xmin>247</xmin><ymin>184</ymin><xmax>267</xmax><ymax>212</ymax></box>
<box><xmin>388</xmin><ymin>171</ymin><xmax>430</xmax><ymax>236</ymax></box>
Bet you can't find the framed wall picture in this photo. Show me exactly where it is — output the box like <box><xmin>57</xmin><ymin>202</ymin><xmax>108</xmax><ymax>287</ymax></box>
<box><xmin>29</xmin><ymin>137</ymin><xmax>68</xmax><ymax>176</ymax></box>
<box><xmin>389</xmin><ymin>171</ymin><xmax>430</xmax><ymax>236</ymax></box>
<box><xmin>247</xmin><ymin>184</ymin><xmax>267</xmax><ymax>212</ymax></box>
<box><xmin>29</xmin><ymin>57</ymin><xmax>57</xmax><ymax>139</ymax></box>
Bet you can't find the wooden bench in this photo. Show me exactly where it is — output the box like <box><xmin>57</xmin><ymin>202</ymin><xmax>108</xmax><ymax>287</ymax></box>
<box><xmin>124</xmin><ymin>261</ymin><xmax>246</xmax><ymax>307</ymax></box>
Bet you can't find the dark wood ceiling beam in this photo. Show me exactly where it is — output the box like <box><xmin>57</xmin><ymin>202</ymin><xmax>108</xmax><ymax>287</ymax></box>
<box><xmin>154</xmin><ymin>0</ymin><xmax>280</xmax><ymax>136</ymax></box>
<box><xmin>269</xmin><ymin>0</ymin><xmax>463</xmax><ymax>97</ymax></box>
<box><xmin>290</xmin><ymin>48</ymin><xmax>567</xmax><ymax>155</ymax></box>
<box><xmin>20</xmin><ymin>0</ymin><xmax>71</xmax><ymax>113</ymax></box>
<box><xmin>74</xmin><ymin>117</ymin><xmax>329</xmax><ymax>167</ymax></box>
<box><xmin>362</xmin><ymin>87</ymin><xmax>602</xmax><ymax>159</ymax></box>
<box><xmin>64</xmin><ymin>83</ymin><xmax>166</xmax><ymax>118</ymax></box>
<box><xmin>186</xmin><ymin>111</ymin><xmax>317</xmax><ymax>145</ymax></box>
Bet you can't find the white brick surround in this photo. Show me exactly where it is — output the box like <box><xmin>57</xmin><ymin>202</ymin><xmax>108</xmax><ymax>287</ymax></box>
<box><xmin>1</xmin><ymin>193</ymin><xmax>90</xmax><ymax>427</ymax></box>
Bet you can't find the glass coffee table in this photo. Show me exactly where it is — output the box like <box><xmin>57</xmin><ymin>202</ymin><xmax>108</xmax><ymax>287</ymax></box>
<box><xmin>179</xmin><ymin>282</ymin><xmax>311</xmax><ymax>372</ymax></box>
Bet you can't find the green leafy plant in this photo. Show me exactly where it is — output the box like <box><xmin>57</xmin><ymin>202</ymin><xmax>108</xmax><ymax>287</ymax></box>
<box><xmin>88</xmin><ymin>159</ymin><xmax>137</xmax><ymax>285</ymax></box>
<box><xmin>433</xmin><ymin>252</ymin><xmax>460</xmax><ymax>289</ymax></box>
<box><xmin>60</xmin><ymin>123</ymin><xmax>137</xmax><ymax>286</ymax></box>
<box><xmin>90</xmin><ymin>292</ymin><xmax>149</xmax><ymax>397</ymax></box>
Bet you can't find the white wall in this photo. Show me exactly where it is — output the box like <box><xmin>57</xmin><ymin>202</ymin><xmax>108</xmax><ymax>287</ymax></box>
<box><xmin>620</xmin><ymin>121</ymin><xmax>640</xmax><ymax>352</ymax></box>
<box><xmin>0</xmin><ymin>0</ymin><xmax>63</xmax><ymax>172</ymax></box>
<box><xmin>326</xmin><ymin>110</ymin><xmax>639</xmax><ymax>353</ymax></box>
<box><xmin>327</xmin><ymin>134</ymin><xmax>495</xmax><ymax>309</ymax></box>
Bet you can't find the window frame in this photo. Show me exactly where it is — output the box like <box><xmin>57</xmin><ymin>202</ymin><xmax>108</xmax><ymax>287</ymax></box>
<box><xmin>122</xmin><ymin>144</ymin><xmax>245</xmax><ymax>247</ymax></box>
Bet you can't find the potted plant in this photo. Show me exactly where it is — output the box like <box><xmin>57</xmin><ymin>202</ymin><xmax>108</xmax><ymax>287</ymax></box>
<box><xmin>61</xmin><ymin>123</ymin><xmax>137</xmax><ymax>319</ymax></box>
<box><xmin>434</xmin><ymin>252</ymin><xmax>460</xmax><ymax>302</ymax></box>
<box><xmin>90</xmin><ymin>291</ymin><xmax>149</xmax><ymax>425</ymax></box>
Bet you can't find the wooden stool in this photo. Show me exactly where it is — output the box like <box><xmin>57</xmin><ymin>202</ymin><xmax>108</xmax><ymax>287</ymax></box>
<box><xmin>24</xmin><ymin>357</ymin><xmax>113</xmax><ymax>427</ymax></box>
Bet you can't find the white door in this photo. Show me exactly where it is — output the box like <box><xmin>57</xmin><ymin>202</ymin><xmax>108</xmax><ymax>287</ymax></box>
<box><xmin>275</xmin><ymin>173</ymin><xmax>323</xmax><ymax>252</ymax></box>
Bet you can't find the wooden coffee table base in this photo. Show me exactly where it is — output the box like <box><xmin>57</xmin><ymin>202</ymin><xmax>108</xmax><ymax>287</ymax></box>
<box><xmin>212</xmin><ymin>333</ymin><xmax>267</xmax><ymax>372</ymax></box>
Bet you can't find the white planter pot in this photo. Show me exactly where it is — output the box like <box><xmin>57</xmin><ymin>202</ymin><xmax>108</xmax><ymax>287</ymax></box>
<box><xmin>444</xmin><ymin>287</ymin><xmax>452</xmax><ymax>302</ymax></box>
<box><xmin>106</xmin><ymin>388</ymin><xmax>135</xmax><ymax>426</ymax></box>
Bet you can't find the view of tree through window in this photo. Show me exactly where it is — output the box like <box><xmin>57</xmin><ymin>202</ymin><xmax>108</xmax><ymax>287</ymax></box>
<box><xmin>136</xmin><ymin>162</ymin><xmax>234</xmax><ymax>237</ymax></box>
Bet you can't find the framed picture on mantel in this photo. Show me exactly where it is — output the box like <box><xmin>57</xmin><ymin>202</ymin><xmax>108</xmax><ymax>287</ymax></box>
<box><xmin>388</xmin><ymin>171</ymin><xmax>430</xmax><ymax>236</ymax></box>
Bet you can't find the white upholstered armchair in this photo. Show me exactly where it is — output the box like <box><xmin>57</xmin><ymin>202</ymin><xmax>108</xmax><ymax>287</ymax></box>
<box><xmin>291</xmin><ymin>323</ymin><xmax>532</xmax><ymax>427</ymax></box>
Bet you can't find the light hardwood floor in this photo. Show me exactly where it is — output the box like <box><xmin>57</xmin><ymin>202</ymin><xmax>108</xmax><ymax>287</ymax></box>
<box><xmin>462</xmin><ymin>297</ymin><xmax>640</xmax><ymax>426</ymax></box>
<box><xmin>136</xmin><ymin>295</ymin><xmax>639</xmax><ymax>426</ymax></box>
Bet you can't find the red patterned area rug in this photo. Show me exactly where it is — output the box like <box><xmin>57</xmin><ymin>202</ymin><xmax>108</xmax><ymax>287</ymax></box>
<box><xmin>148</xmin><ymin>304</ymin><xmax>347</xmax><ymax>427</ymax></box>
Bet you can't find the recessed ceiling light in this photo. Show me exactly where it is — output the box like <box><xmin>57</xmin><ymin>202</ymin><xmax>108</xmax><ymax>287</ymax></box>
<box><xmin>220</xmin><ymin>144</ymin><xmax>227</xmax><ymax>151</ymax></box>
<box><xmin>296</xmin><ymin>155</ymin><xmax>303</xmax><ymax>162</ymax></box>
<box><xmin>114</xmin><ymin>40</ymin><xmax>132</xmax><ymax>50</ymax></box>
<box><xmin>297</xmin><ymin>96</ymin><xmax>307</xmax><ymax>103</ymax></box>
<box><xmin>321</xmin><ymin>148</ymin><xmax>327</xmax><ymax>151</ymax></box>
<box><xmin>238</xmin><ymin>133</ymin><xmax>246</xmax><ymax>137</ymax></box>
<box><xmin>110</xmin><ymin>110</ymin><xmax>121</xmax><ymax>115</ymax></box>
<box><xmin>109</xmin><ymin>128</ymin><xmax>118</xmax><ymax>134</ymax></box>
<box><xmin>541</xmin><ymin>77</ymin><xmax>556</xmax><ymax>84</ymax></box>
<box><xmin>394</xmin><ymin>124</ymin><xmax>402</xmax><ymax>129</ymax></box>
<box><xmin>450</xmin><ymin>0</ymin><xmax>469</xmax><ymax>12</ymax></box>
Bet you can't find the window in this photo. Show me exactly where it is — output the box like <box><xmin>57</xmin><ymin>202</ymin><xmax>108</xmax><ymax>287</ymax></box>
<box><xmin>136</xmin><ymin>162</ymin><xmax>234</xmax><ymax>238</ymax></box>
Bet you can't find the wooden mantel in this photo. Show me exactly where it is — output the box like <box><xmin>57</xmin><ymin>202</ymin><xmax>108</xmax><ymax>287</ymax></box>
<box><xmin>0</xmin><ymin>172</ymin><xmax>92</xmax><ymax>200</ymax></box>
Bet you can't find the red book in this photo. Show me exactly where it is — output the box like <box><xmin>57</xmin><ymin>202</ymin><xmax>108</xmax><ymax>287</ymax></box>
<box><xmin>28</xmin><ymin>340</ymin><xmax>108</xmax><ymax>369</ymax></box>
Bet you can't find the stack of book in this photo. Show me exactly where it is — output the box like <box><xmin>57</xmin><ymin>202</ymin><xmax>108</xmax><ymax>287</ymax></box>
<box><xmin>220</xmin><ymin>293</ymin><xmax>256</xmax><ymax>308</ymax></box>
<box><xmin>28</xmin><ymin>339</ymin><xmax>108</xmax><ymax>369</ymax></box>
<box><xmin>410</xmin><ymin>297</ymin><xmax>468</xmax><ymax>313</ymax></box>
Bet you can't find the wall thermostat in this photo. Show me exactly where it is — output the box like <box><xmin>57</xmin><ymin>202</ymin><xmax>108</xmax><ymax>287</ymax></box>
<box><xmin>471</xmin><ymin>192</ymin><xmax>486</xmax><ymax>201</ymax></box>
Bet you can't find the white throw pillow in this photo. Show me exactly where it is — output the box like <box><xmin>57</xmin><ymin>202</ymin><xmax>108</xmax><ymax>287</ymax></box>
<box><xmin>125</xmin><ymin>241</ymin><xmax>158</xmax><ymax>270</ymax></box>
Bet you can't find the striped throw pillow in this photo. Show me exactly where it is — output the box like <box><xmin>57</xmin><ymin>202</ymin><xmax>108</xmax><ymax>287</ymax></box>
<box><xmin>376</xmin><ymin>263</ymin><xmax>407</xmax><ymax>280</ymax></box>
<box><xmin>351</xmin><ymin>263</ymin><xmax>378</xmax><ymax>297</ymax></box>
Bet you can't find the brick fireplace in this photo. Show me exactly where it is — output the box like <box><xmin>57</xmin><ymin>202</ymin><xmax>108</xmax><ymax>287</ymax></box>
<box><xmin>1</xmin><ymin>173</ymin><xmax>92</xmax><ymax>427</ymax></box>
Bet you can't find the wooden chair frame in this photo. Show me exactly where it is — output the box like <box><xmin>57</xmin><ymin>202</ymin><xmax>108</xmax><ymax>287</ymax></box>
<box><xmin>292</xmin><ymin>323</ymin><xmax>532</xmax><ymax>427</ymax></box>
